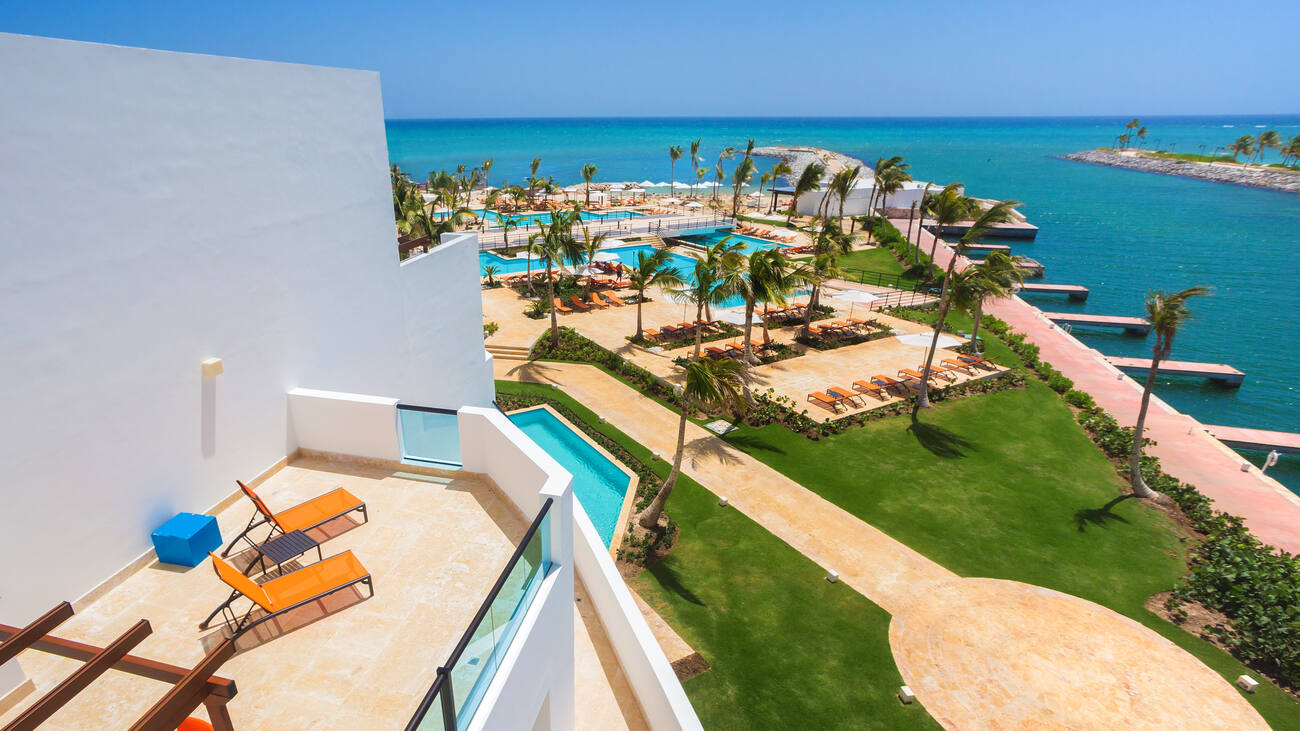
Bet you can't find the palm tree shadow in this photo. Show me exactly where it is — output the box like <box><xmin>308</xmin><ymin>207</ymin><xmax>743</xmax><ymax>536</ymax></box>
<box><xmin>906</xmin><ymin>420</ymin><xmax>974</xmax><ymax>458</ymax></box>
<box><xmin>648</xmin><ymin>561</ymin><xmax>706</xmax><ymax>607</ymax></box>
<box><xmin>722</xmin><ymin>432</ymin><xmax>786</xmax><ymax>456</ymax></box>
<box><xmin>1073</xmin><ymin>495</ymin><xmax>1135</xmax><ymax>532</ymax></box>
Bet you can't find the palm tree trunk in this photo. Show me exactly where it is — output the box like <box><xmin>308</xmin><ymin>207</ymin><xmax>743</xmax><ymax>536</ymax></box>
<box><xmin>640</xmin><ymin>405</ymin><xmax>689</xmax><ymax>529</ymax></box>
<box><xmin>635</xmin><ymin>296</ymin><xmax>644</xmax><ymax>341</ymax></box>
<box><xmin>970</xmin><ymin>299</ymin><xmax>984</xmax><ymax>352</ymax></box>
<box><xmin>1129</xmin><ymin>350</ymin><xmax>1164</xmax><ymax>498</ymax></box>
<box><xmin>928</xmin><ymin>232</ymin><xmax>942</xmax><ymax>280</ymax></box>
<box><xmin>913</xmin><ymin>255</ymin><xmax>960</xmax><ymax>417</ymax></box>
<box><xmin>693</xmin><ymin>303</ymin><xmax>706</xmax><ymax>359</ymax></box>
<box><xmin>547</xmin><ymin>264</ymin><xmax>559</xmax><ymax>347</ymax></box>
<box><xmin>743</xmin><ymin>299</ymin><xmax>756</xmax><ymax>364</ymax></box>
<box><xmin>801</xmin><ymin>284</ymin><xmax>819</xmax><ymax>337</ymax></box>
<box><xmin>670</xmin><ymin>161</ymin><xmax>675</xmax><ymax>198</ymax></box>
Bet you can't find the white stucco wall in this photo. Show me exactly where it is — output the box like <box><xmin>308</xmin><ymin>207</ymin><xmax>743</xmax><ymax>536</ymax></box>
<box><xmin>0</xmin><ymin>33</ymin><xmax>492</xmax><ymax>623</ymax></box>
<box><xmin>797</xmin><ymin>182</ymin><xmax>928</xmax><ymax>216</ymax></box>
<box><xmin>459</xmin><ymin>407</ymin><xmax>576</xmax><ymax>731</ymax></box>
<box><xmin>287</xmin><ymin>389</ymin><xmax>401</xmax><ymax>460</ymax></box>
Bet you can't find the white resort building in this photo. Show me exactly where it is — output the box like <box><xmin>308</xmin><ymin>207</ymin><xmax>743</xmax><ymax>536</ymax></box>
<box><xmin>0</xmin><ymin>33</ymin><xmax>697</xmax><ymax>730</ymax></box>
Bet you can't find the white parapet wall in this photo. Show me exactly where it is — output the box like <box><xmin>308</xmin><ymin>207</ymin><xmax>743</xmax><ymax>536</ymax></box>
<box><xmin>287</xmin><ymin>388</ymin><xmax>400</xmax><ymax>460</ymax></box>
<box><xmin>459</xmin><ymin>406</ymin><xmax>576</xmax><ymax>731</ymax></box>
<box><xmin>461</xmin><ymin>409</ymin><xmax>702</xmax><ymax>730</ymax></box>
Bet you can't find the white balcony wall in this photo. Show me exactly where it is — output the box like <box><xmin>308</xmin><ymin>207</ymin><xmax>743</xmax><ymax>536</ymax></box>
<box><xmin>0</xmin><ymin>33</ymin><xmax>492</xmax><ymax>623</ymax></box>
<box><xmin>459</xmin><ymin>407</ymin><xmax>576</xmax><ymax>731</ymax></box>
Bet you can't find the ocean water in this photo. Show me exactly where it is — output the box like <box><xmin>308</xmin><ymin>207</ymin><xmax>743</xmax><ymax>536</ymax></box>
<box><xmin>389</xmin><ymin>116</ymin><xmax>1300</xmax><ymax>490</ymax></box>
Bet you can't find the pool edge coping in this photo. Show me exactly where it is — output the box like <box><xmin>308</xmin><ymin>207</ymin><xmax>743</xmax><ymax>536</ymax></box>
<box><xmin>506</xmin><ymin>404</ymin><xmax>641</xmax><ymax>558</ymax></box>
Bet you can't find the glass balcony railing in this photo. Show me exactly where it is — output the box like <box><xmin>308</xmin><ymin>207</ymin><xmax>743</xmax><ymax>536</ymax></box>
<box><xmin>407</xmin><ymin>498</ymin><xmax>553</xmax><ymax>731</ymax></box>
<box><xmin>397</xmin><ymin>404</ymin><xmax>462</xmax><ymax>467</ymax></box>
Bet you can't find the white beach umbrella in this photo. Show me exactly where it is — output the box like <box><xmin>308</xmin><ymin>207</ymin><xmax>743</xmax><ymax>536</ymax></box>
<box><xmin>626</xmin><ymin>187</ymin><xmax>645</xmax><ymax>193</ymax></box>
<box><xmin>714</xmin><ymin>308</ymin><xmax>751</xmax><ymax>326</ymax></box>
<box><xmin>832</xmin><ymin>289</ymin><xmax>880</xmax><ymax>318</ymax></box>
<box><xmin>662</xmin><ymin>197</ymin><xmax>682</xmax><ymax>205</ymax></box>
<box><xmin>896</xmin><ymin>332</ymin><xmax>962</xmax><ymax>349</ymax></box>
<box><xmin>574</xmin><ymin>266</ymin><xmax>604</xmax><ymax>277</ymax></box>
<box><xmin>592</xmin><ymin>251</ymin><xmax>621</xmax><ymax>262</ymax></box>
<box><xmin>638</xmin><ymin>180</ymin><xmax>658</xmax><ymax>187</ymax></box>
<box><xmin>609</xmin><ymin>184</ymin><xmax>625</xmax><ymax>191</ymax></box>
<box><xmin>685</xmin><ymin>201</ymin><xmax>703</xmax><ymax>208</ymax></box>
<box><xmin>601</xmin><ymin>239</ymin><xmax>628</xmax><ymax>248</ymax></box>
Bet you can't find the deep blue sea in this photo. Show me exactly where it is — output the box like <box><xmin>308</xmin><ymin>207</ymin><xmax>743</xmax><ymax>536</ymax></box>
<box><xmin>387</xmin><ymin>116</ymin><xmax>1300</xmax><ymax>490</ymax></box>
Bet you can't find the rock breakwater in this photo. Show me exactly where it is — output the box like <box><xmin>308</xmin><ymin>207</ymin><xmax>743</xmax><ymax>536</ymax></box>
<box><xmin>1063</xmin><ymin>149</ymin><xmax>1300</xmax><ymax>193</ymax></box>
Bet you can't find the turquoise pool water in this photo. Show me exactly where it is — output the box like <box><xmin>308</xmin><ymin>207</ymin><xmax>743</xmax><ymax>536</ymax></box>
<box><xmin>508</xmin><ymin>408</ymin><xmax>631</xmax><ymax>546</ymax></box>
<box><xmin>670</xmin><ymin>227</ymin><xmax>790</xmax><ymax>257</ymax></box>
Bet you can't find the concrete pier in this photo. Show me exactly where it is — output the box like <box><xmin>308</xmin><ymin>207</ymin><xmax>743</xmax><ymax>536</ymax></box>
<box><xmin>934</xmin><ymin>220</ymin><xmax>1039</xmax><ymax>239</ymax></box>
<box><xmin>965</xmin><ymin>243</ymin><xmax>1012</xmax><ymax>254</ymax></box>
<box><xmin>1106</xmin><ymin>357</ymin><xmax>1245</xmax><ymax>386</ymax></box>
<box><xmin>1044</xmin><ymin>312</ymin><xmax>1150</xmax><ymax>335</ymax></box>
<box><xmin>1206</xmin><ymin>426</ymin><xmax>1300</xmax><ymax>454</ymax></box>
<box><xmin>1020</xmin><ymin>283</ymin><xmax>1090</xmax><ymax>301</ymax></box>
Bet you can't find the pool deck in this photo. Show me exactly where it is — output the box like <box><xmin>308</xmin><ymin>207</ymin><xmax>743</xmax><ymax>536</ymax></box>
<box><xmin>894</xmin><ymin>216</ymin><xmax>1300</xmax><ymax>555</ymax></box>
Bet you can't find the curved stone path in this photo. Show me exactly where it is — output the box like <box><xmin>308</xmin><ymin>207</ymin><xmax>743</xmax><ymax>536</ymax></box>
<box><xmin>495</xmin><ymin>359</ymin><xmax>1267</xmax><ymax>729</ymax></box>
<box><xmin>890</xmin><ymin>578</ymin><xmax>1267</xmax><ymax>730</ymax></box>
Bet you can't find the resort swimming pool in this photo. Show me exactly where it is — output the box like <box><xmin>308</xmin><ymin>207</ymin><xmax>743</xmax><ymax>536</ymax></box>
<box><xmin>670</xmin><ymin>227</ymin><xmax>790</xmax><ymax>257</ymax></box>
<box><xmin>508</xmin><ymin>408</ymin><xmax>632</xmax><ymax>547</ymax></box>
<box><xmin>437</xmin><ymin>209</ymin><xmax>644</xmax><ymax>226</ymax></box>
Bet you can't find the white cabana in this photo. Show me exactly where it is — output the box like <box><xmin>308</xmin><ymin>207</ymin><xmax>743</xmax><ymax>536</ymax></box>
<box><xmin>832</xmin><ymin>289</ymin><xmax>880</xmax><ymax>318</ymax></box>
<box><xmin>896</xmin><ymin>332</ymin><xmax>962</xmax><ymax>349</ymax></box>
<box><xmin>592</xmin><ymin>251</ymin><xmax>621</xmax><ymax>262</ymax></box>
<box><xmin>684</xmin><ymin>201</ymin><xmax>703</xmax><ymax>208</ymax></box>
<box><xmin>662</xmin><ymin>197</ymin><xmax>682</xmax><ymax>204</ymax></box>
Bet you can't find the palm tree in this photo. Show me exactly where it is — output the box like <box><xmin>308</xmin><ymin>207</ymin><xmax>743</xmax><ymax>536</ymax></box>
<box><xmin>730</xmin><ymin>157</ymin><xmax>756</xmax><ymax>218</ymax></box>
<box><xmin>923</xmin><ymin>184</ymin><xmax>979</xmax><ymax>279</ymax></box>
<box><xmin>713</xmin><ymin>164</ymin><xmax>726</xmax><ymax>204</ymax></box>
<box><xmin>480</xmin><ymin>189</ymin><xmax>501</xmax><ymax>231</ymax></box>
<box><xmin>411</xmin><ymin>204</ymin><xmax>475</xmax><ymax>246</ymax></box>
<box><xmin>1228</xmin><ymin>135</ymin><xmax>1256</xmax><ymax>163</ymax></box>
<box><xmin>758</xmin><ymin>171</ymin><xmax>772</xmax><ymax>206</ymax></box>
<box><xmin>670</xmin><ymin>239</ymin><xmax>745</xmax><ymax>358</ymax></box>
<box><xmin>911</xmin><ymin>182</ymin><xmax>934</xmax><ymax>265</ymax></box>
<box><xmin>627</xmin><ymin>249</ymin><xmax>686</xmax><ymax>341</ymax></box>
<box><xmin>481</xmin><ymin>158</ymin><xmax>494</xmax><ymax>188</ymax></box>
<box><xmin>689</xmin><ymin>139</ymin><xmax>702</xmax><ymax>185</ymax></box>
<box><xmin>527</xmin><ymin>157</ymin><xmax>542</xmax><ymax>204</ymax></box>
<box><xmin>768</xmin><ymin>161</ymin><xmax>792</xmax><ymax>213</ymax></box>
<box><xmin>1123</xmin><ymin>119</ymin><xmax>1140</xmax><ymax>148</ymax></box>
<box><xmin>1128</xmin><ymin>286</ymin><xmax>1212</xmax><ymax>498</ymax></box>
<box><xmin>499</xmin><ymin>214</ymin><xmax>520</xmax><ymax>250</ymax></box>
<box><xmin>912</xmin><ymin>198</ymin><xmax>1020</xmax><ymax>416</ymax></box>
<box><xmin>733</xmin><ymin>249</ymin><xmax>806</xmax><ymax>365</ymax></box>
<box><xmin>534</xmin><ymin>207</ymin><xmax>585</xmax><ymax>346</ymax></box>
<box><xmin>578</xmin><ymin>224</ymin><xmax>609</xmax><ymax>298</ymax></box>
<box><xmin>668</xmin><ymin>146</ymin><xmax>683</xmax><ymax>196</ymax></box>
<box><xmin>693</xmin><ymin>166</ymin><xmax>707</xmax><ymax>199</ymax></box>
<box><xmin>638</xmin><ymin>356</ymin><xmax>748</xmax><ymax>529</ymax></box>
<box><xmin>712</xmin><ymin>147</ymin><xmax>735</xmax><ymax>202</ymax></box>
<box><xmin>581</xmin><ymin>163</ymin><xmax>598</xmax><ymax>206</ymax></box>
<box><xmin>833</xmin><ymin>165</ymin><xmax>862</xmax><ymax>223</ymax></box>
<box><xmin>482</xmin><ymin>264</ymin><xmax>501</xmax><ymax>286</ymax></box>
<box><xmin>1282</xmin><ymin>135</ymin><xmax>1300</xmax><ymax>167</ymax></box>
<box><xmin>788</xmin><ymin>162</ymin><xmax>826</xmax><ymax>224</ymax></box>
<box><xmin>956</xmin><ymin>251</ymin><xmax>1021</xmax><ymax>351</ymax></box>
<box><xmin>1256</xmin><ymin>130</ymin><xmax>1281</xmax><ymax>164</ymax></box>
<box><xmin>799</xmin><ymin>222</ymin><xmax>853</xmax><ymax>336</ymax></box>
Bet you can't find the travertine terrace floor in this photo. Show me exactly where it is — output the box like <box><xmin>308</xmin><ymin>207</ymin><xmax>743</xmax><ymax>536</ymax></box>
<box><xmin>1</xmin><ymin>457</ymin><xmax>645</xmax><ymax>729</ymax></box>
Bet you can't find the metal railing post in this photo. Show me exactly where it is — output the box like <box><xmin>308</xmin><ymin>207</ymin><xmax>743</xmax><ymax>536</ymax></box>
<box><xmin>438</xmin><ymin>669</ymin><xmax>457</xmax><ymax>730</ymax></box>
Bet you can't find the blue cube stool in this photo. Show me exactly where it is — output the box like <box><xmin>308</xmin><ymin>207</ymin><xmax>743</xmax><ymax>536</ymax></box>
<box><xmin>152</xmin><ymin>512</ymin><xmax>222</xmax><ymax>567</ymax></box>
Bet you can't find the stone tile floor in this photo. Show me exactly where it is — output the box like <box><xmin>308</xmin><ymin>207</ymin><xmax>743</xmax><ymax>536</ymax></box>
<box><xmin>1</xmin><ymin>456</ymin><xmax>645</xmax><ymax>729</ymax></box>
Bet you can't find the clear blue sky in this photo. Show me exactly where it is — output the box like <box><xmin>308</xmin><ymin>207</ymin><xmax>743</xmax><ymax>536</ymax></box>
<box><xmin>3</xmin><ymin>0</ymin><xmax>1296</xmax><ymax>118</ymax></box>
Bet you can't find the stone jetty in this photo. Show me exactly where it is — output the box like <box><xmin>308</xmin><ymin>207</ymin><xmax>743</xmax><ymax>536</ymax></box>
<box><xmin>1063</xmin><ymin>149</ymin><xmax>1300</xmax><ymax>193</ymax></box>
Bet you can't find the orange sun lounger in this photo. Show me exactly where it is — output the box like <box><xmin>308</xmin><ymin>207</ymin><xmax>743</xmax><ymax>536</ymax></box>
<box><xmin>220</xmin><ymin>481</ymin><xmax>367</xmax><ymax>558</ymax></box>
<box><xmin>807</xmin><ymin>391</ymin><xmax>846</xmax><ymax>413</ymax></box>
<box><xmin>826</xmin><ymin>386</ymin><xmax>862</xmax><ymax>407</ymax></box>
<box><xmin>201</xmin><ymin>551</ymin><xmax>372</xmax><ymax>637</ymax></box>
<box><xmin>569</xmin><ymin>295</ymin><xmax>592</xmax><ymax>311</ymax></box>
<box><xmin>852</xmin><ymin>379</ymin><xmax>889</xmax><ymax>400</ymax></box>
<box><xmin>552</xmin><ymin>297</ymin><xmax>573</xmax><ymax>313</ymax></box>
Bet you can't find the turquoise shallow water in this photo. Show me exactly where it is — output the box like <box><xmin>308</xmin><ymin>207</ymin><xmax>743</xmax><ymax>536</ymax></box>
<box><xmin>509</xmin><ymin>408</ymin><xmax>631</xmax><ymax>546</ymax></box>
<box><xmin>393</xmin><ymin>116</ymin><xmax>1300</xmax><ymax>490</ymax></box>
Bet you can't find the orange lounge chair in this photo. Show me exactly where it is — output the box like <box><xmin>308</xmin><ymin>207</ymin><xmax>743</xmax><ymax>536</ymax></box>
<box><xmin>597</xmin><ymin>291</ymin><xmax>625</xmax><ymax>306</ymax></box>
<box><xmin>552</xmin><ymin>297</ymin><xmax>573</xmax><ymax>313</ymax></box>
<box><xmin>920</xmin><ymin>364</ymin><xmax>957</xmax><ymax>382</ymax></box>
<box><xmin>200</xmin><ymin>551</ymin><xmax>372</xmax><ymax>637</ymax></box>
<box><xmin>807</xmin><ymin>391</ymin><xmax>846</xmax><ymax>413</ymax></box>
<box><xmin>640</xmin><ymin>329</ymin><xmax>661</xmax><ymax>342</ymax></box>
<box><xmin>826</xmin><ymin>386</ymin><xmax>863</xmax><ymax>407</ymax></box>
<box><xmin>942</xmin><ymin>358</ymin><xmax>976</xmax><ymax>374</ymax></box>
<box><xmin>704</xmin><ymin>345</ymin><xmax>729</xmax><ymax>359</ymax></box>
<box><xmin>586</xmin><ymin>293</ymin><xmax>608</xmax><ymax>308</ymax></box>
<box><xmin>852</xmin><ymin>379</ymin><xmax>890</xmax><ymax>400</ymax></box>
<box><xmin>569</xmin><ymin>295</ymin><xmax>592</xmax><ymax>311</ymax></box>
<box><xmin>220</xmin><ymin>480</ymin><xmax>367</xmax><ymax>558</ymax></box>
<box><xmin>898</xmin><ymin>367</ymin><xmax>928</xmax><ymax>382</ymax></box>
<box><xmin>958</xmin><ymin>355</ymin><xmax>995</xmax><ymax>369</ymax></box>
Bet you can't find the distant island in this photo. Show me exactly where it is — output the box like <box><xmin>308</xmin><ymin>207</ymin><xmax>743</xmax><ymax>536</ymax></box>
<box><xmin>1063</xmin><ymin>119</ymin><xmax>1300</xmax><ymax>193</ymax></box>
<box><xmin>1064</xmin><ymin>149</ymin><xmax>1300</xmax><ymax>193</ymax></box>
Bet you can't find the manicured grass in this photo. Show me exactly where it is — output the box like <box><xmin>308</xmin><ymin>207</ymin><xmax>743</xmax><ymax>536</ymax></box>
<box><xmin>799</xmin><ymin>246</ymin><xmax>924</xmax><ymax>286</ymax></box>
<box><xmin>721</xmin><ymin>377</ymin><xmax>1300</xmax><ymax>725</ymax></box>
<box><xmin>495</xmin><ymin>380</ymin><xmax>940</xmax><ymax>729</ymax></box>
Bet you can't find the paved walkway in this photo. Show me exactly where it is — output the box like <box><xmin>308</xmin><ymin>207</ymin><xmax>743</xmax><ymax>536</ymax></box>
<box><xmin>495</xmin><ymin>359</ymin><xmax>1265</xmax><ymax>729</ymax></box>
<box><xmin>891</xmin><ymin>217</ymin><xmax>1300</xmax><ymax>555</ymax></box>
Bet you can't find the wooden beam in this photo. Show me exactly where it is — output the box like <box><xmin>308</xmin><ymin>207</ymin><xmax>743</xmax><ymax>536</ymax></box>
<box><xmin>4</xmin><ymin>620</ymin><xmax>152</xmax><ymax>731</ymax></box>
<box><xmin>129</xmin><ymin>638</ymin><xmax>237</xmax><ymax>731</ymax></box>
<box><xmin>0</xmin><ymin>602</ymin><xmax>74</xmax><ymax>665</ymax></box>
<box><xmin>0</xmin><ymin>624</ymin><xmax>235</xmax><ymax>699</ymax></box>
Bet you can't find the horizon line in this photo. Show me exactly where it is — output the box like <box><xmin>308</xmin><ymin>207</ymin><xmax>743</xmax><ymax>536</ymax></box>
<box><xmin>385</xmin><ymin>113</ymin><xmax>1300</xmax><ymax>123</ymax></box>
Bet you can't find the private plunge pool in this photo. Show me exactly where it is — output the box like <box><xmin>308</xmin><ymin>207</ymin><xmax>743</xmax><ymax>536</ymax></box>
<box><xmin>508</xmin><ymin>406</ymin><xmax>636</xmax><ymax>550</ymax></box>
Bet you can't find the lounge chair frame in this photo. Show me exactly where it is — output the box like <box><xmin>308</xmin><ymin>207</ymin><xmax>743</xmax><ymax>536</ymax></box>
<box><xmin>219</xmin><ymin>481</ymin><xmax>368</xmax><ymax>559</ymax></box>
<box><xmin>201</xmin><ymin>555</ymin><xmax>374</xmax><ymax>638</ymax></box>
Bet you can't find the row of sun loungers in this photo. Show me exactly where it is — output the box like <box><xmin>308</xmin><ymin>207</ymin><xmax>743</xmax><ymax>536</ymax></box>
<box><xmin>641</xmin><ymin>319</ymin><xmax>725</xmax><ymax>342</ymax></box>
<box><xmin>807</xmin><ymin>318</ymin><xmax>876</xmax><ymax>340</ymax></box>
<box><xmin>704</xmin><ymin>339</ymin><xmax>774</xmax><ymax>359</ymax></box>
<box><xmin>807</xmin><ymin>356</ymin><xmax>998</xmax><ymax>413</ymax></box>
<box><xmin>760</xmin><ymin>304</ymin><xmax>808</xmax><ymax>323</ymax></box>
<box><xmin>554</xmin><ymin>290</ymin><xmax>631</xmax><ymax>313</ymax></box>
<box><xmin>735</xmin><ymin>223</ymin><xmax>799</xmax><ymax>243</ymax></box>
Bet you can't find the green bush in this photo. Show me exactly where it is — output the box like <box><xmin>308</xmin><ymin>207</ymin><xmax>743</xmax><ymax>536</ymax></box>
<box><xmin>1063</xmin><ymin>389</ymin><xmax>1096</xmax><ymax>409</ymax></box>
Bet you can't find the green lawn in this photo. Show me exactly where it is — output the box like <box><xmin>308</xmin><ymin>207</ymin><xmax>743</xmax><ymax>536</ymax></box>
<box><xmin>799</xmin><ymin>246</ymin><xmax>924</xmax><ymax>286</ymax></box>
<box><xmin>721</xmin><ymin>378</ymin><xmax>1300</xmax><ymax>725</ymax></box>
<box><xmin>495</xmin><ymin>380</ymin><xmax>939</xmax><ymax>729</ymax></box>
